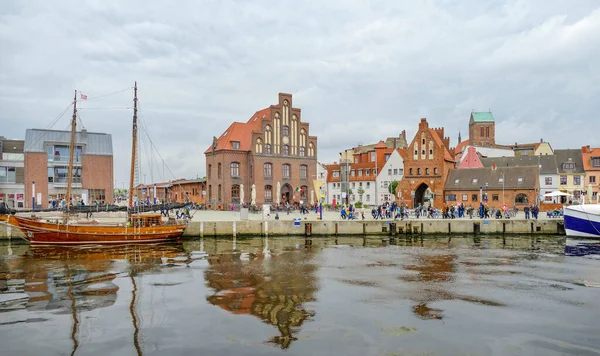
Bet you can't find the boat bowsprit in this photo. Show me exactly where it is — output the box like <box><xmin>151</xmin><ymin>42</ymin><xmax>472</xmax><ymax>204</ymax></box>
<box><xmin>564</xmin><ymin>204</ymin><xmax>600</xmax><ymax>238</ymax></box>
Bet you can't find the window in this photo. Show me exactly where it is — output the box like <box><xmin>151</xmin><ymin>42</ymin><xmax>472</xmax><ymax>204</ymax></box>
<box><xmin>47</xmin><ymin>167</ymin><xmax>54</xmax><ymax>182</ymax></box>
<box><xmin>393</xmin><ymin>169</ymin><xmax>398</xmax><ymax>175</ymax></box>
<box><xmin>425</xmin><ymin>168</ymin><xmax>429</xmax><ymax>175</ymax></box>
<box><xmin>517</xmin><ymin>177</ymin><xmax>523</xmax><ymax>183</ymax></box>
<box><xmin>480</xmin><ymin>127</ymin><xmax>484</xmax><ymax>137</ymax></box>
<box><xmin>499</xmin><ymin>177</ymin><xmax>504</xmax><ymax>183</ymax></box>
<box><xmin>282</xmin><ymin>125</ymin><xmax>289</xmax><ymax>136</ymax></box>
<box><xmin>590</xmin><ymin>176</ymin><xmax>597</xmax><ymax>184</ymax></box>
<box><xmin>264</xmin><ymin>185</ymin><xmax>273</xmax><ymax>202</ymax></box>
<box><xmin>300</xmin><ymin>165</ymin><xmax>307</xmax><ymax>179</ymax></box>
<box><xmin>560</xmin><ymin>175</ymin><xmax>567</xmax><ymax>185</ymax></box>
<box><xmin>563</xmin><ymin>163</ymin><xmax>575</xmax><ymax>170</ymax></box>
<box><xmin>231</xmin><ymin>184</ymin><xmax>240</xmax><ymax>201</ymax></box>
<box><xmin>445</xmin><ymin>194</ymin><xmax>456</xmax><ymax>201</ymax></box>
<box><xmin>574</xmin><ymin>175</ymin><xmax>581</xmax><ymax>185</ymax></box>
<box><xmin>462</xmin><ymin>194</ymin><xmax>468</xmax><ymax>201</ymax></box>
<box><xmin>366</xmin><ymin>194</ymin><xmax>370</xmax><ymax>201</ymax></box>
<box><xmin>472</xmin><ymin>194</ymin><xmax>478</xmax><ymax>201</ymax></box>
<box><xmin>366</xmin><ymin>182</ymin><xmax>370</xmax><ymax>188</ymax></box>
<box><xmin>208</xmin><ymin>185</ymin><xmax>212</xmax><ymax>200</ymax></box>
<box><xmin>232</xmin><ymin>141</ymin><xmax>240</xmax><ymax>149</ymax></box>
<box><xmin>358</xmin><ymin>170</ymin><xmax>362</xmax><ymax>177</ymax></box>
<box><xmin>88</xmin><ymin>189</ymin><xmax>106</xmax><ymax>204</ymax></box>
<box><xmin>388</xmin><ymin>169</ymin><xmax>392</xmax><ymax>175</ymax></box>
<box><xmin>282</xmin><ymin>145</ymin><xmax>289</xmax><ymax>156</ymax></box>
<box><xmin>48</xmin><ymin>145</ymin><xmax>82</xmax><ymax>163</ymax></box>
<box><xmin>208</xmin><ymin>164</ymin><xmax>212</xmax><ymax>179</ymax></box>
<box><xmin>382</xmin><ymin>181</ymin><xmax>388</xmax><ymax>189</ymax></box>
<box><xmin>366</xmin><ymin>169</ymin><xmax>370</xmax><ymax>176</ymax></box>
<box><xmin>472</xmin><ymin>178</ymin><xmax>478</xmax><ymax>184</ymax></box>
<box><xmin>417</xmin><ymin>168</ymin><xmax>421</xmax><ymax>175</ymax></box>
<box><xmin>0</xmin><ymin>167</ymin><xmax>16</xmax><ymax>183</ymax></box>
<box><xmin>545</xmin><ymin>177</ymin><xmax>552</xmax><ymax>185</ymax></box>
<box><xmin>373</xmin><ymin>169</ymin><xmax>377</xmax><ymax>175</ymax></box>
<box><xmin>218</xmin><ymin>184</ymin><xmax>222</xmax><ymax>202</ymax></box>
<box><xmin>333</xmin><ymin>171</ymin><xmax>340</xmax><ymax>178</ymax></box>
<box><xmin>301</xmin><ymin>186</ymin><xmax>308</xmax><ymax>200</ymax></box>
<box><xmin>592</xmin><ymin>157</ymin><xmax>600</xmax><ymax>167</ymax></box>
<box><xmin>299</xmin><ymin>146</ymin><xmax>305</xmax><ymax>156</ymax></box>
<box><xmin>354</xmin><ymin>157</ymin><xmax>359</xmax><ymax>163</ymax></box>
<box><xmin>434</xmin><ymin>168</ymin><xmax>438</xmax><ymax>175</ymax></box>
<box><xmin>265</xmin><ymin>144</ymin><xmax>272</xmax><ymax>154</ymax></box>
<box><xmin>515</xmin><ymin>193</ymin><xmax>529</xmax><ymax>204</ymax></box>
<box><xmin>52</xmin><ymin>167</ymin><xmax>81</xmax><ymax>183</ymax></box>
<box><xmin>217</xmin><ymin>163</ymin><xmax>222</xmax><ymax>179</ymax></box>
<box><xmin>264</xmin><ymin>163</ymin><xmax>272</xmax><ymax>177</ymax></box>
<box><xmin>409</xmin><ymin>168</ymin><xmax>413</xmax><ymax>175</ymax></box>
<box><xmin>282</xmin><ymin>164</ymin><xmax>291</xmax><ymax>178</ymax></box>
<box><xmin>492</xmin><ymin>194</ymin><xmax>499</xmax><ymax>201</ymax></box>
<box><xmin>255</xmin><ymin>139</ymin><xmax>263</xmax><ymax>153</ymax></box>
<box><xmin>544</xmin><ymin>191</ymin><xmax>552</xmax><ymax>202</ymax></box>
<box><xmin>359</xmin><ymin>182</ymin><xmax>363</xmax><ymax>187</ymax></box>
<box><xmin>454</xmin><ymin>179</ymin><xmax>459</xmax><ymax>184</ymax></box>
<box><xmin>371</xmin><ymin>152</ymin><xmax>376</xmax><ymax>162</ymax></box>
<box><xmin>486</xmin><ymin>126</ymin><xmax>490</xmax><ymax>138</ymax></box>
<box><xmin>352</xmin><ymin>182</ymin><xmax>356</xmax><ymax>188</ymax></box>
<box><xmin>308</xmin><ymin>143</ymin><xmax>315</xmax><ymax>156</ymax></box>
<box><xmin>429</xmin><ymin>149</ymin><xmax>433</xmax><ymax>156</ymax></box>
<box><xmin>350</xmin><ymin>170</ymin><xmax>355</xmax><ymax>177</ymax></box>
<box><xmin>385</xmin><ymin>154</ymin><xmax>390</xmax><ymax>161</ymax></box>
<box><xmin>230</xmin><ymin>162</ymin><xmax>240</xmax><ymax>177</ymax></box>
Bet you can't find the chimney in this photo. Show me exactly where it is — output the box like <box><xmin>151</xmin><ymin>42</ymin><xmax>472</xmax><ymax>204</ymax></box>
<box><xmin>540</xmin><ymin>138</ymin><xmax>543</xmax><ymax>143</ymax></box>
<box><xmin>81</xmin><ymin>128</ymin><xmax>88</xmax><ymax>140</ymax></box>
<box><xmin>393</xmin><ymin>138</ymin><xmax>397</xmax><ymax>149</ymax></box>
<box><xmin>401</xmin><ymin>130</ymin><xmax>406</xmax><ymax>141</ymax></box>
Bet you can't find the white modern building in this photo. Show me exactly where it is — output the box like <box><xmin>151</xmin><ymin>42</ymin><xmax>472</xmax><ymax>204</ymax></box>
<box><xmin>376</xmin><ymin>149</ymin><xmax>404</xmax><ymax>205</ymax></box>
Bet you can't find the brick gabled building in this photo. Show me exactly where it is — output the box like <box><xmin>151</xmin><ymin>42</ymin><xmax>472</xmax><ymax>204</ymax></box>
<box><xmin>395</xmin><ymin>118</ymin><xmax>455</xmax><ymax>208</ymax></box>
<box><xmin>205</xmin><ymin>93</ymin><xmax>317</xmax><ymax>208</ymax></box>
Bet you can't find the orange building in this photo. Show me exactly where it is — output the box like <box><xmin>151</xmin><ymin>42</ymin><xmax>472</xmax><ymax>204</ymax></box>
<box><xmin>395</xmin><ymin>118</ymin><xmax>456</xmax><ymax>208</ymax></box>
<box><xmin>135</xmin><ymin>178</ymin><xmax>206</xmax><ymax>205</ymax></box>
<box><xmin>582</xmin><ymin>145</ymin><xmax>600</xmax><ymax>203</ymax></box>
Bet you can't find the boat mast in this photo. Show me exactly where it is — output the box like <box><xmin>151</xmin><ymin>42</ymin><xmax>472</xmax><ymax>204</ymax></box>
<box><xmin>128</xmin><ymin>82</ymin><xmax>138</xmax><ymax>210</ymax></box>
<box><xmin>65</xmin><ymin>90</ymin><xmax>78</xmax><ymax>208</ymax></box>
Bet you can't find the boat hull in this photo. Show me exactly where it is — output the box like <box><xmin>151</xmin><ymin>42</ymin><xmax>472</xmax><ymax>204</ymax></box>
<box><xmin>8</xmin><ymin>216</ymin><xmax>187</xmax><ymax>245</ymax></box>
<box><xmin>564</xmin><ymin>204</ymin><xmax>600</xmax><ymax>238</ymax></box>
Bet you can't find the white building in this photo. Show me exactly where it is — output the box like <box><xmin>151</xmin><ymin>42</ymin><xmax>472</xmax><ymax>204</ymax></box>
<box><xmin>376</xmin><ymin>150</ymin><xmax>404</xmax><ymax>205</ymax></box>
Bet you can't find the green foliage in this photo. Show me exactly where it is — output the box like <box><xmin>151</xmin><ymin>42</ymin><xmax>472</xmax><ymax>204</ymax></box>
<box><xmin>388</xmin><ymin>180</ymin><xmax>399</xmax><ymax>195</ymax></box>
<box><xmin>355</xmin><ymin>202</ymin><xmax>363</xmax><ymax>208</ymax></box>
<box><xmin>114</xmin><ymin>188</ymin><xmax>128</xmax><ymax>197</ymax></box>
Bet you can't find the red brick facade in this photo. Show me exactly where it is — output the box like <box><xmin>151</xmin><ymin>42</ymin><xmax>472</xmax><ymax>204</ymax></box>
<box><xmin>135</xmin><ymin>179</ymin><xmax>206</xmax><ymax>205</ymax></box>
<box><xmin>395</xmin><ymin>118</ymin><xmax>455</xmax><ymax>208</ymax></box>
<box><xmin>205</xmin><ymin>93</ymin><xmax>317</xmax><ymax>208</ymax></box>
<box><xmin>443</xmin><ymin>188</ymin><xmax>538</xmax><ymax>209</ymax></box>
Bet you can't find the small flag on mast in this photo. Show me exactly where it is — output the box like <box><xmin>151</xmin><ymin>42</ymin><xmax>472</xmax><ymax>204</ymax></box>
<box><xmin>80</xmin><ymin>93</ymin><xmax>88</xmax><ymax>100</ymax></box>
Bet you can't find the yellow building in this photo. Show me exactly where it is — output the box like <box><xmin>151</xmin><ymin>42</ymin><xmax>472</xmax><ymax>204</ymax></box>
<box><xmin>555</xmin><ymin>149</ymin><xmax>586</xmax><ymax>202</ymax></box>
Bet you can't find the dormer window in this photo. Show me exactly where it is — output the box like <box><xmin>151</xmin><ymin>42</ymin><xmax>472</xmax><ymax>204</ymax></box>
<box><xmin>499</xmin><ymin>177</ymin><xmax>504</xmax><ymax>183</ymax></box>
<box><xmin>232</xmin><ymin>141</ymin><xmax>240</xmax><ymax>149</ymax></box>
<box><xmin>592</xmin><ymin>157</ymin><xmax>600</xmax><ymax>167</ymax></box>
<box><xmin>472</xmin><ymin>178</ymin><xmax>478</xmax><ymax>184</ymax></box>
<box><xmin>517</xmin><ymin>177</ymin><xmax>523</xmax><ymax>183</ymax></box>
<box><xmin>563</xmin><ymin>162</ymin><xmax>575</xmax><ymax>170</ymax></box>
<box><xmin>454</xmin><ymin>179</ymin><xmax>459</xmax><ymax>184</ymax></box>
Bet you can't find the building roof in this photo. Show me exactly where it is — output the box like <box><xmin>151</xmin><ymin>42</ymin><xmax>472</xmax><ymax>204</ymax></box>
<box><xmin>480</xmin><ymin>155</ymin><xmax>557</xmax><ymax>175</ymax></box>
<box><xmin>374</xmin><ymin>140</ymin><xmax>387</xmax><ymax>149</ymax></box>
<box><xmin>205</xmin><ymin>108</ymin><xmax>269</xmax><ymax>154</ymax></box>
<box><xmin>353</xmin><ymin>134</ymin><xmax>407</xmax><ymax>154</ymax></box>
<box><xmin>554</xmin><ymin>149</ymin><xmax>585</xmax><ymax>174</ymax></box>
<box><xmin>470</xmin><ymin>112</ymin><xmax>495</xmax><ymax>123</ymax></box>
<box><xmin>24</xmin><ymin>129</ymin><xmax>113</xmax><ymax>155</ymax></box>
<box><xmin>454</xmin><ymin>140</ymin><xmax>469</xmax><ymax>154</ymax></box>
<box><xmin>445</xmin><ymin>166</ymin><xmax>538</xmax><ymax>191</ymax></box>
<box><xmin>457</xmin><ymin>146</ymin><xmax>483</xmax><ymax>169</ymax></box>
<box><xmin>582</xmin><ymin>146</ymin><xmax>600</xmax><ymax>171</ymax></box>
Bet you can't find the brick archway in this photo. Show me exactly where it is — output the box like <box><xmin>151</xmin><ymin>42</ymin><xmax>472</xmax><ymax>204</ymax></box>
<box><xmin>415</xmin><ymin>183</ymin><xmax>430</xmax><ymax>207</ymax></box>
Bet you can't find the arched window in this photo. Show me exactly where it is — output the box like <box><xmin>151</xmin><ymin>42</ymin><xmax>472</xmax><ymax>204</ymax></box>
<box><xmin>410</xmin><ymin>168</ymin><xmax>413</xmax><ymax>175</ymax></box>
<box><xmin>255</xmin><ymin>138</ymin><xmax>263</xmax><ymax>153</ymax></box>
<box><xmin>301</xmin><ymin>185</ymin><xmax>308</xmax><ymax>200</ymax></box>
<box><xmin>308</xmin><ymin>142</ymin><xmax>315</xmax><ymax>157</ymax></box>
<box><xmin>300</xmin><ymin>165</ymin><xmax>307</xmax><ymax>179</ymax></box>
<box><xmin>231</xmin><ymin>184</ymin><xmax>240</xmax><ymax>202</ymax></box>
<box><xmin>425</xmin><ymin>168</ymin><xmax>429</xmax><ymax>175</ymax></box>
<box><xmin>265</xmin><ymin>144</ymin><xmax>272</xmax><ymax>154</ymax></box>
<box><xmin>264</xmin><ymin>185</ymin><xmax>273</xmax><ymax>202</ymax></box>
<box><xmin>217</xmin><ymin>163</ymin><xmax>222</xmax><ymax>179</ymax></box>
<box><xmin>218</xmin><ymin>184</ymin><xmax>222</xmax><ymax>202</ymax></box>
<box><xmin>282</xmin><ymin>145</ymin><xmax>289</xmax><ymax>156</ymax></box>
<box><xmin>515</xmin><ymin>193</ymin><xmax>529</xmax><ymax>204</ymax></box>
<box><xmin>264</xmin><ymin>125</ymin><xmax>272</xmax><ymax>145</ymax></box>
<box><xmin>282</xmin><ymin>164</ymin><xmax>291</xmax><ymax>179</ymax></box>
<box><xmin>434</xmin><ymin>167</ymin><xmax>439</xmax><ymax>175</ymax></box>
<box><xmin>299</xmin><ymin>146</ymin><xmax>305</xmax><ymax>156</ymax></box>
<box><xmin>264</xmin><ymin>163</ymin><xmax>272</xmax><ymax>177</ymax></box>
<box><xmin>230</xmin><ymin>162</ymin><xmax>240</xmax><ymax>177</ymax></box>
<box><xmin>417</xmin><ymin>168</ymin><xmax>421</xmax><ymax>175</ymax></box>
<box><xmin>282</xmin><ymin>125</ymin><xmax>289</xmax><ymax>137</ymax></box>
<box><xmin>208</xmin><ymin>185</ymin><xmax>212</xmax><ymax>200</ymax></box>
<box><xmin>208</xmin><ymin>164</ymin><xmax>212</xmax><ymax>179</ymax></box>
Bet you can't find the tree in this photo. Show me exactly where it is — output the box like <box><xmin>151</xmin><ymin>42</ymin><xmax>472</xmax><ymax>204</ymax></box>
<box><xmin>357</xmin><ymin>186</ymin><xmax>365</xmax><ymax>202</ymax></box>
<box><xmin>388</xmin><ymin>180</ymin><xmax>399</xmax><ymax>199</ymax></box>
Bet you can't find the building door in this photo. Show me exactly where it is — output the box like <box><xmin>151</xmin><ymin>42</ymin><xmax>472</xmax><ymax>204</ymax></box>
<box><xmin>282</xmin><ymin>184</ymin><xmax>292</xmax><ymax>204</ymax></box>
<box><xmin>414</xmin><ymin>183</ymin><xmax>430</xmax><ymax>207</ymax></box>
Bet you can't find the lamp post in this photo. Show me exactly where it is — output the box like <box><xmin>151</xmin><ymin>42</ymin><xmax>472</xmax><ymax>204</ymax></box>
<box><xmin>485</xmin><ymin>182</ymin><xmax>488</xmax><ymax>203</ymax></box>
<box><xmin>31</xmin><ymin>181</ymin><xmax>35</xmax><ymax>211</ymax></box>
<box><xmin>502</xmin><ymin>172</ymin><xmax>505</xmax><ymax>206</ymax></box>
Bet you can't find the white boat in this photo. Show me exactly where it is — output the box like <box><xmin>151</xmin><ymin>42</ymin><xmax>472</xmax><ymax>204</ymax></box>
<box><xmin>564</xmin><ymin>204</ymin><xmax>600</xmax><ymax>238</ymax></box>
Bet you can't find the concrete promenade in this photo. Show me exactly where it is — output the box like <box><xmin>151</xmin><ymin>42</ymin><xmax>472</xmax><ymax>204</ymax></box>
<box><xmin>0</xmin><ymin>209</ymin><xmax>566</xmax><ymax>239</ymax></box>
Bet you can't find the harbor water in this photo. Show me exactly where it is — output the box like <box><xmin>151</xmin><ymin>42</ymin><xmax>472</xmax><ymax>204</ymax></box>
<box><xmin>1</xmin><ymin>236</ymin><xmax>599</xmax><ymax>356</ymax></box>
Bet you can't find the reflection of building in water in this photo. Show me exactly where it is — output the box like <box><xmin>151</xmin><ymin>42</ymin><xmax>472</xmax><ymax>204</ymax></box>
<box><xmin>204</xmin><ymin>250</ymin><xmax>318</xmax><ymax>349</ymax></box>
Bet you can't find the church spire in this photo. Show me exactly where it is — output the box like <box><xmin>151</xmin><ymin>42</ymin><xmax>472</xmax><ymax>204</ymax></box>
<box><xmin>458</xmin><ymin>131</ymin><xmax>462</xmax><ymax>144</ymax></box>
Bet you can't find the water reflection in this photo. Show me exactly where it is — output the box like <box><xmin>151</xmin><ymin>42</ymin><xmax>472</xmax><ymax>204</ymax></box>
<box><xmin>564</xmin><ymin>239</ymin><xmax>600</xmax><ymax>257</ymax></box>
<box><xmin>203</xmin><ymin>239</ymin><xmax>318</xmax><ymax>349</ymax></box>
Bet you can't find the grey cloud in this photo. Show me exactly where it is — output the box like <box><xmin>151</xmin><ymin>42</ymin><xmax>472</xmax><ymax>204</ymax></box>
<box><xmin>1</xmin><ymin>0</ymin><xmax>599</xmax><ymax>185</ymax></box>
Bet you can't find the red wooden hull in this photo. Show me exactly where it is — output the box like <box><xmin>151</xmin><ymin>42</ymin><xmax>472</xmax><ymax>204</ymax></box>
<box><xmin>8</xmin><ymin>216</ymin><xmax>187</xmax><ymax>245</ymax></box>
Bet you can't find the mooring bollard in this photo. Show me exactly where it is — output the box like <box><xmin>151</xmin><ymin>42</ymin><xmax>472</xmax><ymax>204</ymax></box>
<box><xmin>305</xmin><ymin>223</ymin><xmax>312</xmax><ymax>237</ymax></box>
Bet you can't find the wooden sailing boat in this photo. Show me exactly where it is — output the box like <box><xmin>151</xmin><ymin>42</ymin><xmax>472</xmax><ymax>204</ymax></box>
<box><xmin>7</xmin><ymin>82</ymin><xmax>189</xmax><ymax>244</ymax></box>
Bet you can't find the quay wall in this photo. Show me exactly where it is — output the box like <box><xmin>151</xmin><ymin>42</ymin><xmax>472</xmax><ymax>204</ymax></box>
<box><xmin>0</xmin><ymin>219</ymin><xmax>566</xmax><ymax>240</ymax></box>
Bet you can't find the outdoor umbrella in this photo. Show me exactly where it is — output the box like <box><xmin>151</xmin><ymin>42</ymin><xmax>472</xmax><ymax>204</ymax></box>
<box><xmin>251</xmin><ymin>184</ymin><xmax>256</xmax><ymax>205</ymax></box>
<box><xmin>543</xmin><ymin>191</ymin><xmax>573</xmax><ymax>197</ymax></box>
<box><xmin>588</xmin><ymin>184</ymin><xmax>593</xmax><ymax>204</ymax></box>
<box><xmin>240</xmin><ymin>184</ymin><xmax>244</xmax><ymax>205</ymax></box>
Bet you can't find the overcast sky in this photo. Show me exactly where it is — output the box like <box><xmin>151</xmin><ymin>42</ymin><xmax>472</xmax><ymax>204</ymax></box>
<box><xmin>1</xmin><ymin>0</ymin><xmax>599</xmax><ymax>186</ymax></box>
